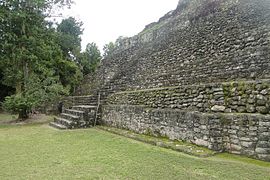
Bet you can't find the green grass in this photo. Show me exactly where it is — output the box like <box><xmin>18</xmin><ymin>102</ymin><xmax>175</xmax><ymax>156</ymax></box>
<box><xmin>99</xmin><ymin>126</ymin><xmax>216</xmax><ymax>157</ymax></box>
<box><xmin>0</xmin><ymin>113</ymin><xmax>17</xmax><ymax>122</ymax></box>
<box><xmin>0</xmin><ymin>123</ymin><xmax>269</xmax><ymax>179</ymax></box>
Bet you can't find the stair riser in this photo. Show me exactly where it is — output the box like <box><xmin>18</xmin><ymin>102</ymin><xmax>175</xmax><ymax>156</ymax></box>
<box><xmin>77</xmin><ymin>121</ymin><xmax>92</xmax><ymax>128</ymax></box>
<box><xmin>49</xmin><ymin>122</ymin><xmax>67</xmax><ymax>130</ymax></box>
<box><xmin>60</xmin><ymin>114</ymin><xmax>81</xmax><ymax>121</ymax></box>
<box><xmin>64</xmin><ymin>109</ymin><xmax>85</xmax><ymax>117</ymax></box>
<box><xmin>72</xmin><ymin>97</ymin><xmax>97</xmax><ymax>106</ymax></box>
<box><xmin>74</xmin><ymin>102</ymin><xmax>97</xmax><ymax>106</ymax></box>
<box><xmin>54</xmin><ymin>119</ymin><xmax>76</xmax><ymax>128</ymax></box>
<box><xmin>53</xmin><ymin>119</ymin><xmax>91</xmax><ymax>129</ymax></box>
<box><xmin>72</xmin><ymin>107</ymin><xmax>97</xmax><ymax>113</ymax></box>
<box><xmin>51</xmin><ymin>120</ymin><xmax>93</xmax><ymax>129</ymax></box>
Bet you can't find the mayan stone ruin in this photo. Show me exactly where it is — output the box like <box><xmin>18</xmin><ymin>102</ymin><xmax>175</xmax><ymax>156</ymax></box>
<box><xmin>52</xmin><ymin>0</ymin><xmax>270</xmax><ymax>161</ymax></box>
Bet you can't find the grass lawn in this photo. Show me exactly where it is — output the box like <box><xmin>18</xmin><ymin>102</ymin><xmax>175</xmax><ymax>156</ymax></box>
<box><xmin>0</xmin><ymin>120</ymin><xmax>269</xmax><ymax>179</ymax></box>
<box><xmin>0</xmin><ymin>113</ymin><xmax>17</xmax><ymax>123</ymax></box>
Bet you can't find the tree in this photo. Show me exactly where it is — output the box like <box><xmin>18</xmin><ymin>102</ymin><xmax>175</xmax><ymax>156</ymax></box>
<box><xmin>55</xmin><ymin>17</ymin><xmax>83</xmax><ymax>90</ymax></box>
<box><xmin>3</xmin><ymin>74</ymin><xmax>69</xmax><ymax>118</ymax></box>
<box><xmin>57</xmin><ymin>17</ymin><xmax>83</xmax><ymax>60</ymax></box>
<box><xmin>79</xmin><ymin>42</ymin><xmax>101</xmax><ymax>75</ymax></box>
<box><xmin>103</xmin><ymin>42</ymin><xmax>116</xmax><ymax>57</ymax></box>
<box><xmin>0</xmin><ymin>0</ymin><xmax>72</xmax><ymax>119</ymax></box>
<box><xmin>53</xmin><ymin>58</ymin><xmax>83</xmax><ymax>92</ymax></box>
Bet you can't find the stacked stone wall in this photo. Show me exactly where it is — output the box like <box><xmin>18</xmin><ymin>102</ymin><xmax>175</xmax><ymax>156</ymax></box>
<box><xmin>102</xmin><ymin>106</ymin><xmax>270</xmax><ymax>161</ymax></box>
<box><xmin>76</xmin><ymin>0</ymin><xmax>270</xmax><ymax>96</ymax></box>
<box><xmin>90</xmin><ymin>0</ymin><xmax>270</xmax><ymax>93</ymax></box>
<box><xmin>75</xmin><ymin>0</ymin><xmax>270</xmax><ymax>161</ymax></box>
<box><xmin>107</xmin><ymin>80</ymin><xmax>270</xmax><ymax>114</ymax></box>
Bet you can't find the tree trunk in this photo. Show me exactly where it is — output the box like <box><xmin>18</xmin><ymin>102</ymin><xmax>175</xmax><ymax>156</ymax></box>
<box><xmin>18</xmin><ymin>109</ymin><xmax>29</xmax><ymax>120</ymax></box>
<box><xmin>16</xmin><ymin>82</ymin><xmax>22</xmax><ymax>94</ymax></box>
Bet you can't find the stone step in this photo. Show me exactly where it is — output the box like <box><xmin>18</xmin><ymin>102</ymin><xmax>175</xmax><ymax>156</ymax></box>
<box><xmin>50</xmin><ymin>103</ymin><xmax>98</xmax><ymax>129</ymax></box>
<box><xmin>74</xmin><ymin>102</ymin><xmax>97</xmax><ymax>106</ymax></box>
<box><xmin>54</xmin><ymin>117</ymin><xmax>74</xmax><ymax>127</ymax></box>
<box><xmin>60</xmin><ymin>113</ymin><xmax>80</xmax><ymax>121</ymax></box>
<box><xmin>49</xmin><ymin>122</ymin><xmax>68</xmax><ymax>130</ymax></box>
<box><xmin>71</xmin><ymin>96</ymin><xmax>98</xmax><ymax>106</ymax></box>
<box><xmin>64</xmin><ymin>109</ymin><xmax>85</xmax><ymax>117</ymax></box>
<box><xmin>77</xmin><ymin>121</ymin><xmax>92</xmax><ymax>128</ymax></box>
<box><xmin>72</xmin><ymin>105</ymin><xmax>97</xmax><ymax>112</ymax></box>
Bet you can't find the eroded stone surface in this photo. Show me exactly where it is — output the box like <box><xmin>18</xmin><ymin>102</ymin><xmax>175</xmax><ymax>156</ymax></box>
<box><xmin>72</xmin><ymin>0</ymin><xmax>270</xmax><ymax>161</ymax></box>
<box><xmin>102</xmin><ymin>105</ymin><xmax>270</xmax><ymax>161</ymax></box>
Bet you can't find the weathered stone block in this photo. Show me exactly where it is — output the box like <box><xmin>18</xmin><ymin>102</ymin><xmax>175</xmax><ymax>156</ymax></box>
<box><xmin>256</xmin><ymin>141</ymin><xmax>270</xmax><ymax>148</ymax></box>
<box><xmin>247</xmin><ymin>105</ymin><xmax>256</xmax><ymax>113</ymax></box>
<box><xmin>211</xmin><ymin>105</ymin><xmax>226</xmax><ymax>112</ymax></box>
<box><xmin>255</xmin><ymin>148</ymin><xmax>270</xmax><ymax>154</ymax></box>
<box><xmin>241</xmin><ymin>141</ymin><xmax>254</xmax><ymax>148</ymax></box>
<box><xmin>256</xmin><ymin>106</ymin><xmax>269</xmax><ymax>114</ymax></box>
<box><xmin>257</xmin><ymin>154</ymin><xmax>270</xmax><ymax>161</ymax></box>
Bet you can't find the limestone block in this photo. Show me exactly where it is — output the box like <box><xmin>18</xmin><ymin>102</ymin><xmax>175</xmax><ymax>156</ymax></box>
<box><xmin>211</xmin><ymin>105</ymin><xmax>226</xmax><ymax>112</ymax></box>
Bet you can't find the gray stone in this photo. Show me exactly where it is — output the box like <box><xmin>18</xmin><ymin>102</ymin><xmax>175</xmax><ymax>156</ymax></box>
<box><xmin>247</xmin><ymin>105</ymin><xmax>256</xmax><ymax>113</ymax></box>
<box><xmin>259</xmin><ymin>121</ymin><xmax>270</xmax><ymax>126</ymax></box>
<box><xmin>260</xmin><ymin>89</ymin><xmax>268</xmax><ymax>95</ymax></box>
<box><xmin>257</xmin><ymin>154</ymin><xmax>270</xmax><ymax>161</ymax></box>
<box><xmin>241</xmin><ymin>141</ymin><xmax>254</xmax><ymax>148</ymax></box>
<box><xmin>255</xmin><ymin>148</ymin><xmax>270</xmax><ymax>154</ymax></box>
<box><xmin>194</xmin><ymin>139</ymin><xmax>210</xmax><ymax>147</ymax></box>
<box><xmin>224</xmin><ymin>108</ymin><xmax>232</xmax><ymax>113</ymax></box>
<box><xmin>247</xmin><ymin>98</ymin><xmax>255</xmax><ymax>104</ymax></box>
<box><xmin>230</xmin><ymin>144</ymin><xmax>242</xmax><ymax>151</ymax></box>
<box><xmin>257</xmin><ymin>99</ymin><xmax>267</xmax><ymax>106</ymax></box>
<box><xmin>256</xmin><ymin>141</ymin><xmax>270</xmax><ymax>148</ymax></box>
<box><xmin>237</xmin><ymin>106</ymin><xmax>246</xmax><ymax>113</ymax></box>
<box><xmin>211</xmin><ymin>105</ymin><xmax>226</xmax><ymax>112</ymax></box>
<box><xmin>74</xmin><ymin>0</ymin><xmax>270</xmax><ymax>162</ymax></box>
<box><xmin>256</xmin><ymin>106</ymin><xmax>269</xmax><ymax>114</ymax></box>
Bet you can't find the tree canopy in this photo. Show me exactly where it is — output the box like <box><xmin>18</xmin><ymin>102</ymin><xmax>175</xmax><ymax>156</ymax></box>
<box><xmin>103</xmin><ymin>42</ymin><xmax>116</xmax><ymax>57</ymax></box>
<box><xmin>57</xmin><ymin>17</ymin><xmax>83</xmax><ymax>60</ymax></box>
<box><xmin>0</xmin><ymin>0</ymin><xmax>100</xmax><ymax>119</ymax></box>
<box><xmin>79</xmin><ymin>42</ymin><xmax>101</xmax><ymax>75</ymax></box>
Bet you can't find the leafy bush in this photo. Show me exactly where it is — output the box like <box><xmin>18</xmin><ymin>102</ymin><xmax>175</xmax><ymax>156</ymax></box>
<box><xmin>2</xmin><ymin>75</ymin><xmax>69</xmax><ymax>119</ymax></box>
<box><xmin>2</xmin><ymin>94</ymin><xmax>34</xmax><ymax>119</ymax></box>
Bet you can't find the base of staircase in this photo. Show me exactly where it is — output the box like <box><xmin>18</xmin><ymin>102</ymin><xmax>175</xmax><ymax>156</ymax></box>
<box><xmin>50</xmin><ymin>104</ymin><xmax>97</xmax><ymax>130</ymax></box>
<box><xmin>49</xmin><ymin>122</ymin><xmax>68</xmax><ymax>130</ymax></box>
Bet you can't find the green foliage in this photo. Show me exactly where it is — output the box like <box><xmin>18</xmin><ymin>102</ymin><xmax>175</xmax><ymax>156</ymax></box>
<box><xmin>55</xmin><ymin>17</ymin><xmax>84</xmax><ymax>90</ymax></box>
<box><xmin>103</xmin><ymin>41</ymin><xmax>116</xmax><ymax>57</ymax></box>
<box><xmin>79</xmin><ymin>42</ymin><xmax>101</xmax><ymax>75</ymax></box>
<box><xmin>0</xmin><ymin>0</ymin><xmax>83</xmax><ymax>118</ymax></box>
<box><xmin>54</xmin><ymin>59</ymin><xmax>83</xmax><ymax>91</ymax></box>
<box><xmin>3</xmin><ymin>74</ymin><xmax>68</xmax><ymax>119</ymax></box>
<box><xmin>23</xmin><ymin>74</ymin><xmax>69</xmax><ymax>104</ymax></box>
<box><xmin>57</xmin><ymin>17</ymin><xmax>83</xmax><ymax>60</ymax></box>
<box><xmin>0</xmin><ymin>0</ymin><xmax>101</xmax><ymax>119</ymax></box>
<box><xmin>3</xmin><ymin>95</ymin><xmax>33</xmax><ymax>118</ymax></box>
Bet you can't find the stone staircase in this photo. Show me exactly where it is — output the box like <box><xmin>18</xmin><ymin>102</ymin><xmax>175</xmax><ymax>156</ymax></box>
<box><xmin>50</xmin><ymin>94</ymin><xmax>100</xmax><ymax>130</ymax></box>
